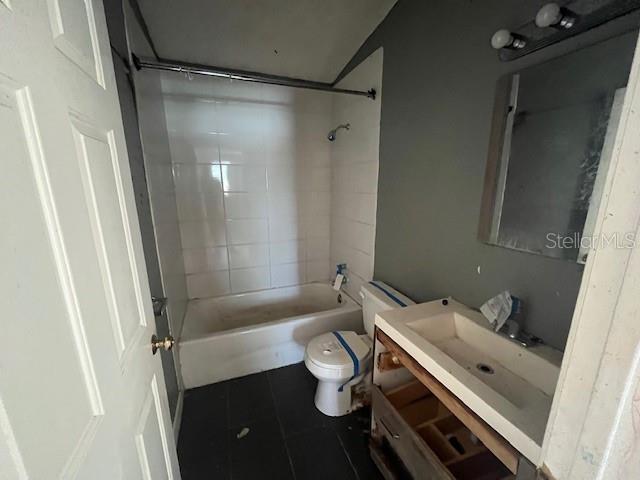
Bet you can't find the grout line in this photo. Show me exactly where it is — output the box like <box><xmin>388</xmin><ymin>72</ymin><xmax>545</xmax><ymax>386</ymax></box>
<box><xmin>217</xmin><ymin>138</ymin><xmax>234</xmax><ymax>295</ymax></box>
<box><xmin>224</xmin><ymin>381</ymin><xmax>233</xmax><ymax>479</ymax></box>
<box><xmin>266</xmin><ymin>371</ymin><xmax>298</xmax><ymax>480</ymax></box>
<box><xmin>335</xmin><ymin>430</ymin><xmax>362</xmax><ymax>480</ymax></box>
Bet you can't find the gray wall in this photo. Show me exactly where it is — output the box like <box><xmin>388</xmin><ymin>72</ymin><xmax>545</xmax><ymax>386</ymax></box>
<box><xmin>337</xmin><ymin>0</ymin><xmax>640</xmax><ymax>350</ymax></box>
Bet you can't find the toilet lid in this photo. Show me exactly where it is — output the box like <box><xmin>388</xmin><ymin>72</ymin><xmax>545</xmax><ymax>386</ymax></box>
<box><xmin>306</xmin><ymin>331</ymin><xmax>370</xmax><ymax>371</ymax></box>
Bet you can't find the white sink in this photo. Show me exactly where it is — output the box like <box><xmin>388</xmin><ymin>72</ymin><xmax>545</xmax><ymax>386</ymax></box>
<box><xmin>376</xmin><ymin>298</ymin><xmax>563</xmax><ymax>465</ymax></box>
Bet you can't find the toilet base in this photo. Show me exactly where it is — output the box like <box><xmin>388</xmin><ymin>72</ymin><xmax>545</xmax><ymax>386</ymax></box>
<box><xmin>313</xmin><ymin>373</ymin><xmax>371</xmax><ymax>417</ymax></box>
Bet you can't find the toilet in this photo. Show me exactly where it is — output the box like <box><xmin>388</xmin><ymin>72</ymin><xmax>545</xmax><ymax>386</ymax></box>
<box><xmin>304</xmin><ymin>281</ymin><xmax>414</xmax><ymax>416</ymax></box>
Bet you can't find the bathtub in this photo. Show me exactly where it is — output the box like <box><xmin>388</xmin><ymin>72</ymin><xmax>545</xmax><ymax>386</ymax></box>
<box><xmin>179</xmin><ymin>282</ymin><xmax>362</xmax><ymax>388</ymax></box>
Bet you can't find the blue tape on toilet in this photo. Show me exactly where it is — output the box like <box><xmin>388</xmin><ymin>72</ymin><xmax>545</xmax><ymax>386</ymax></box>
<box><xmin>368</xmin><ymin>281</ymin><xmax>408</xmax><ymax>307</ymax></box>
<box><xmin>332</xmin><ymin>331</ymin><xmax>359</xmax><ymax>392</ymax></box>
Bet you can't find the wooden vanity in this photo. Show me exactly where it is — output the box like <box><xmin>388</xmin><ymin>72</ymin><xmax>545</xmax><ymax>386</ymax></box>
<box><xmin>370</xmin><ymin>329</ymin><xmax>523</xmax><ymax>479</ymax></box>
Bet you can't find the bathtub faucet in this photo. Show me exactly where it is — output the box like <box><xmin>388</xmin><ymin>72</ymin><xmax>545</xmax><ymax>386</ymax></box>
<box><xmin>335</xmin><ymin>263</ymin><xmax>348</xmax><ymax>286</ymax></box>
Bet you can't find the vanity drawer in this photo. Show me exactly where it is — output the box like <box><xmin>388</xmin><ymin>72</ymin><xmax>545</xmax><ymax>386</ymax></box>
<box><xmin>372</xmin><ymin>380</ymin><xmax>515</xmax><ymax>480</ymax></box>
<box><xmin>373</xmin><ymin>384</ymin><xmax>452</xmax><ymax>479</ymax></box>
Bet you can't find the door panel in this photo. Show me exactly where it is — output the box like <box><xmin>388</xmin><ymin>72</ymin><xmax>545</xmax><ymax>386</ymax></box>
<box><xmin>46</xmin><ymin>0</ymin><xmax>105</xmax><ymax>85</ymax></box>
<box><xmin>71</xmin><ymin>114</ymin><xmax>146</xmax><ymax>360</ymax></box>
<box><xmin>136</xmin><ymin>375</ymin><xmax>174</xmax><ymax>480</ymax></box>
<box><xmin>0</xmin><ymin>76</ymin><xmax>107</xmax><ymax>478</ymax></box>
<box><xmin>0</xmin><ymin>0</ymin><xmax>179</xmax><ymax>477</ymax></box>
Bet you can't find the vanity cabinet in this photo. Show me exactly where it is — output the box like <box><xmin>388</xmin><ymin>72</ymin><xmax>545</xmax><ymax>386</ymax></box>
<box><xmin>370</xmin><ymin>329</ymin><xmax>521</xmax><ymax>480</ymax></box>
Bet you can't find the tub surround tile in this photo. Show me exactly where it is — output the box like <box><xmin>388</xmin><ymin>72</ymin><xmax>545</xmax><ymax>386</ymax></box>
<box><xmin>180</xmin><ymin>219</ymin><xmax>228</xmax><ymax>248</ymax></box>
<box><xmin>175</xmin><ymin>189</ymin><xmax>225</xmax><ymax>221</ymax></box>
<box><xmin>269</xmin><ymin>240</ymin><xmax>305</xmax><ymax>265</ymax></box>
<box><xmin>306</xmin><ymin>236</ymin><xmax>330</xmax><ymax>261</ymax></box>
<box><xmin>219</xmin><ymin>143</ymin><xmax>264</xmax><ymax>165</ymax></box>
<box><xmin>267</xmin><ymin>165</ymin><xmax>295</xmax><ymax>192</ymax></box>
<box><xmin>307</xmin><ymin>215</ymin><xmax>330</xmax><ymax>238</ymax></box>
<box><xmin>183</xmin><ymin>246</ymin><xmax>229</xmax><ymax>274</ymax></box>
<box><xmin>226</xmin><ymin>218</ymin><xmax>269</xmax><ymax>245</ymax></box>
<box><xmin>329</xmin><ymin>50</ymin><xmax>382</xmax><ymax>302</ymax></box>
<box><xmin>230</xmin><ymin>266</ymin><xmax>270</xmax><ymax>293</ymax></box>
<box><xmin>163</xmin><ymin>75</ymin><xmax>381</xmax><ymax>300</ymax></box>
<box><xmin>307</xmin><ymin>191</ymin><xmax>331</xmax><ymax>217</ymax></box>
<box><xmin>269</xmin><ymin>216</ymin><xmax>305</xmax><ymax>242</ymax></box>
<box><xmin>173</xmin><ymin>163</ymin><xmax>223</xmax><ymax>193</ymax></box>
<box><xmin>267</xmin><ymin>192</ymin><xmax>303</xmax><ymax>219</ymax></box>
<box><xmin>309</xmin><ymin>167</ymin><xmax>331</xmax><ymax>192</ymax></box>
<box><xmin>265</xmin><ymin>143</ymin><xmax>297</xmax><ymax>165</ymax></box>
<box><xmin>217</xmin><ymin>104</ymin><xmax>265</xmax><ymax>138</ymax></box>
<box><xmin>224</xmin><ymin>192</ymin><xmax>268</xmax><ymax>219</ymax></box>
<box><xmin>306</xmin><ymin>260</ymin><xmax>331</xmax><ymax>283</ymax></box>
<box><xmin>146</xmin><ymin>163</ymin><xmax>177</xmax><ymax>195</ymax></box>
<box><xmin>270</xmin><ymin>262</ymin><xmax>305</xmax><ymax>289</ymax></box>
<box><xmin>150</xmin><ymin>193</ymin><xmax>180</xmax><ymax>226</ymax></box>
<box><xmin>137</xmin><ymin>73</ymin><xmax>190</xmax><ymax>342</ymax></box>
<box><xmin>221</xmin><ymin>165</ymin><xmax>267</xmax><ymax>192</ymax></box>
<box><xmin>228</xmin><ymin>244</ymin><xmax>269</xmax><ymax>270</ymax></box>
<box><xmin>186</xmin><ymin>271</ymin><xmax>231</xmax><ymax>299</ymax></box>
<box><xmin>178</xmin><ymin>363</ymin><xmax>381</xmax><ymax>480</ymax></box>
<box><xmin>168</xmin><ymin>133</ymin><xmax>221</xmax><ymax>164</ymax></box>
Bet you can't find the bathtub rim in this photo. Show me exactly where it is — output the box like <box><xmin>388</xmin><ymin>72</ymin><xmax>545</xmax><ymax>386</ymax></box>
<box><xmin>180</xmin><ymin>283</ymin><xmax>361</xmax><ymax>345</ymax></box>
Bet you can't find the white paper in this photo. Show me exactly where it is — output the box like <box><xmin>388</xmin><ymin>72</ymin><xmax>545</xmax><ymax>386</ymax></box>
<box><xmin>480</xmin><ymin>290</ymin><xmax>512</xmax><ymax>332</ymax></box>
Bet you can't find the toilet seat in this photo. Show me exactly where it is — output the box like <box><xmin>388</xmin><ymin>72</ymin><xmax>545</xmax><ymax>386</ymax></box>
<box><xmin>305</xmin><ymin>331</ymin><xmax>371</xmax><ymax>380</ymax></box>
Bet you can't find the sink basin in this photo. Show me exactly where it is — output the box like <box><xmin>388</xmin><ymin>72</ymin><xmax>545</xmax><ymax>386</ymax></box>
<box><xmin>375</xmin><ymin>298</ymin><xmax>563</xmax><ymax>465</ymax></box>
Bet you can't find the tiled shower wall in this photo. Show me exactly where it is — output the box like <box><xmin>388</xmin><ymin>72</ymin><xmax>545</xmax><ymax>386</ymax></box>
<box><xmin>135</xmin><ymin>69</ymin><xmax>189</xmax><ymax>337</ymax></box>
<box><xmin>330</xmin><ymin>48</ymin><xmax>383</xmax><ymax>301</ymax></box>
<box><xmin>161</xmin><ymin>75</ymin><xmax>334</xmax><ymax>298</ymax></box>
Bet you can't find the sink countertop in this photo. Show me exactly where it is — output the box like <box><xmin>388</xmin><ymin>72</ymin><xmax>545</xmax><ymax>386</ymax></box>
<box><xmin>375</xmin><ymin>298</ymin><xmax>563</xmax><ymax>465</ymax></box>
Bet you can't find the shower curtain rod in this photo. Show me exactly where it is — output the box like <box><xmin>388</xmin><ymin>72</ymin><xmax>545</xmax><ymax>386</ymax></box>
<box><xmin>132</xmin><ymin>55</ymin><xmax>376</xmax><ymax>100</ymax></box>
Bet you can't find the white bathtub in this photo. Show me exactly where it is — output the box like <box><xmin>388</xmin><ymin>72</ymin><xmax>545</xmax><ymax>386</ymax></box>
<box><xmin>179</xmin><ymin>282</ymin><xmax>362</xmax><ymax>388</ymax></box>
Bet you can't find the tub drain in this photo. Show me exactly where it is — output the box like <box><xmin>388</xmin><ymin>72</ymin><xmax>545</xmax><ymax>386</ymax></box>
<box><xmin>476</xmin><ymin>363</ymin><xmax>494</xmax><ymax>374</ymax></box>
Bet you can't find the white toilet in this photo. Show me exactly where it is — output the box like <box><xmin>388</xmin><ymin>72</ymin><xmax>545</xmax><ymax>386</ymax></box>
<box><xmin>304</xmin><ymin>281</ymin><xmax>414</xmax><ymax>416</ymax></box>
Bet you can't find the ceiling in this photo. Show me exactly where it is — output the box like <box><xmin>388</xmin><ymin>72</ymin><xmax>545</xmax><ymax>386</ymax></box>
<box><xmin>136</xmin><ymin>0</ymin><xmax>397</xmax><ymax>83</ymax></box>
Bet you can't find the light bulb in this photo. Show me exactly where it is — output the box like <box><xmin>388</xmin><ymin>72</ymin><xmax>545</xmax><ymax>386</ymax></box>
<box><xmin>491</xmin><ymin>29</ymin><xmax>526</xmax><ymax>50</ymax></box>
<box><xmin>536</xmin><ymin>3</ymin><xmax>562</xmax><ymax>27</ymax></box>
<box><xmin>491</xmin><ymin>29</ymin><xmax>513</xmax><ymax>49</ymax></box>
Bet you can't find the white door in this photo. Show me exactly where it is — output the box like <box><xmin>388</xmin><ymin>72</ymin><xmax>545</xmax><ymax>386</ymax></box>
<box><xmin>0</xmin><ymin>0</ymin><xmax>180</xmax><ymax>478</ymax></box>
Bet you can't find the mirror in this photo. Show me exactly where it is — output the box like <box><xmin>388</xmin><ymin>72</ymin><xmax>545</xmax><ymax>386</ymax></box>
<box><xmin>479</xmin><ymin>31</ymin><xmax>637</xmax><ymax>262</ymax></box>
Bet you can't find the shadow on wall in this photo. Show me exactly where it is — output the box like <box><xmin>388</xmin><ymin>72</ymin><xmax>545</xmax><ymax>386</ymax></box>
<box><xmin>335</xmin><ymin>1</ymin><xmax>640</xmax><ymax>351</ymax></box>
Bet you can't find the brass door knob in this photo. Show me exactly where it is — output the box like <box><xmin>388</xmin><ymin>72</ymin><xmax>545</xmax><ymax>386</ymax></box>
<box><xmin>151</xmin><ymin>334</ymin><xmax>175</xmax><ymax>355</ymax></box>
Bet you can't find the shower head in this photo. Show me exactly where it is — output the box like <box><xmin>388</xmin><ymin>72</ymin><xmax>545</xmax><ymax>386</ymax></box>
<box><xmin>327</xmin><ymin>123</ymin><xmax>350</xmax><ymax>142</ymax></box>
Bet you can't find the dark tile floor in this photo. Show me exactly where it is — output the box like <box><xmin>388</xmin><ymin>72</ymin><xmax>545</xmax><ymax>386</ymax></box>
<box><xmin>178</xmin><ymin>362</ymin><xmax>384</xmax><ymax>480</ymax></box>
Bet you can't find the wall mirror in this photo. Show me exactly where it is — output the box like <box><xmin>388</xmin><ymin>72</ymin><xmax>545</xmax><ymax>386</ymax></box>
<box><xmin>479</xmin><ymin>30</ymin><xmax>637</xmax><ymax>263</ymax></box>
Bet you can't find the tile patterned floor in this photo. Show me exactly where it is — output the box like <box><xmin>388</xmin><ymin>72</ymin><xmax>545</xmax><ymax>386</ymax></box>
<box><xmin>177</xmin><ymin>362</ymin><xmax>384</xmax><ymax>480</ymax></box>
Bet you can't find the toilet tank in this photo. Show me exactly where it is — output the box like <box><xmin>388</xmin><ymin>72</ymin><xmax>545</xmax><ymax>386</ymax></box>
<box><xmin>360</xmin><ymin>281</ymin><xmax>415</xmax><ymax>339</ymax></box>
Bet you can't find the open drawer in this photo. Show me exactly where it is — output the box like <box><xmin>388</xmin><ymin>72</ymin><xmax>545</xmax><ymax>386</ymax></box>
<box><xmin>372</xmin><ymin>381</ymin><xmax>515</xmax><ymax>480</ymax></box>
<box><xmin>371</xmin><ymin>330</ymin><xmax>522</xmax><ymax>479</ymax></box>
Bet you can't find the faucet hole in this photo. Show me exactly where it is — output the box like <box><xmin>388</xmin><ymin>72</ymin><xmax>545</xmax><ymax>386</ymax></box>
<box><xmin>476</xmin><ymin>363</ymin><xmax>494</xmax><ymax>374</ymax></box>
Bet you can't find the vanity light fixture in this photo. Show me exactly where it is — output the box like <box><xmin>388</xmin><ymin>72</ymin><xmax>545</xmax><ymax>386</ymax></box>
<box><xmin>535</xmin><ymin>2</ymin><xmax>577</xmax><ymax>29</ymax></box>
<box><xmin>491</xmin><ymin>29</ymin><xmax>527</xmax><ymax>50</ymax></box>
<box><xmin>494</xmin><ymin>0</ymin><xmax>640</xmax><ymax>61</ymax></box>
